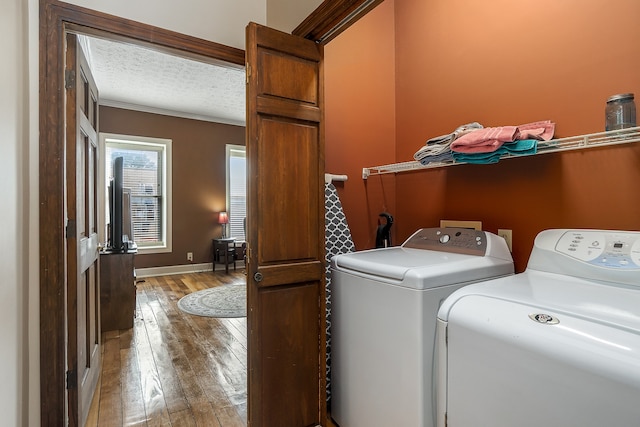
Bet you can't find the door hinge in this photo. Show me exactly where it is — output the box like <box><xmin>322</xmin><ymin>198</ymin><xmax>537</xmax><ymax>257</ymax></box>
<box><xmin>246</xmin><ymin>63</ymin><xmax>251</xmax><ymax>84</ymax></box>
<box><xmin>65</xmin><ymin>219</ymin><xmax>76</xmax><ymax>239</ymax></box>
<box><xmin>65</xmin><ymin>69</ymin><xmax>76</xmax><ymax>89</ymax></box>
<box><xmin>66</xmin><ymin>369</ymin><xmax>77</xmax><ymax>390</ymax></box>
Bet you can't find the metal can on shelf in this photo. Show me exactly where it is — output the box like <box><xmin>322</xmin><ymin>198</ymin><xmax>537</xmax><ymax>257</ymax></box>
<box><xmin>605</xmin><ymin>93</ymin><xmax>636</xmax><ymax>131</ymax></box>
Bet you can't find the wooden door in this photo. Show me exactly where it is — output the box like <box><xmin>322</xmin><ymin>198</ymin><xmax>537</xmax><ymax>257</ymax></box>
<box><xmin>65</xmin><ymin>33</ymin><xmax>101</xmax><ymax>427</ymax></box>
<box><xmin>246</xmin><ymin>22</ymin><xmax>326</xmax><ymax>427</ymax></box>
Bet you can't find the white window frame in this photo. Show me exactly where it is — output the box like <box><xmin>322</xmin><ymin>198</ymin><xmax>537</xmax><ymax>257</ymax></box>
<box><xmin>99</xmin><ymin>132</ymin><xmax>172</xmax><ymax>254</ymax></box>
<box><xmin>226</xmin><ymin>144</ymin><xmax>246</xmax><ymax>242</ymax></box>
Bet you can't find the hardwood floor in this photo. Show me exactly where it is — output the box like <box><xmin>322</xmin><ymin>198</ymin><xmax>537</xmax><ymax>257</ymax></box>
<box><xmin>86</xmin><ymin>271</ymin><xmax>247</xmax><ymax>427</ymax></box>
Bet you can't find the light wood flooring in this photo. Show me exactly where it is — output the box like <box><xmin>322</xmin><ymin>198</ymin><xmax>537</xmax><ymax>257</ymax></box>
<box><xmin>85</xmin><ymin>271</ymin><xmax>247</xmax><ymax>427</ymax></box>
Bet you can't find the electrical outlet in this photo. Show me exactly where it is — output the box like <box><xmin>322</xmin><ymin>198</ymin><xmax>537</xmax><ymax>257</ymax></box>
<box><xmin>498</xmin><ymin>229</ymin><xmax>513</xmax><ymax>252</ymax></box>
<box><xmin>187</xmin><ymin>252</ymin><xmax>193</xmax><ymax>261</ymax></box>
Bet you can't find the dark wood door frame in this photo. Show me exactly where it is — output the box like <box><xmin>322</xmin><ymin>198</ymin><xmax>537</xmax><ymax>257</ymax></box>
<box><xmin>39</xmin><ymin>0</ymin><xmax>376</xmax><ymax>424</ymax></box>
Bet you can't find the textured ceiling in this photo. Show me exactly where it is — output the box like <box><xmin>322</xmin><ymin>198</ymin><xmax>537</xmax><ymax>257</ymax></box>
<box><xmin>79</xmin><ymin>35</ymin><xmax>246</xmax><ymax>126</ymax></box>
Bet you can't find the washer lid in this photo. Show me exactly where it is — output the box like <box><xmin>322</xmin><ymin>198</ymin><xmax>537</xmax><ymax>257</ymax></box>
<box><xmin>438</xmin><ymin>270</ymin><xmax>640</xmax><ymax>332</ymax></box>
<box><xmin>332</xmin><ymin>247</ymin><xmax>514</xmax><ymax>289</ymax></box>
<box><xmin>333</xmin><ymin>247</ymin><xmax>471</xmax><ymax>278</ymax></box>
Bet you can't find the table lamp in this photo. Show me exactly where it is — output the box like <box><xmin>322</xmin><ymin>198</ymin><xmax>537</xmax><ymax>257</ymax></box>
<box><xmin>218</xmin><ymin>211</ymin><xmax>229</xmax><ymax>238</ymax></box>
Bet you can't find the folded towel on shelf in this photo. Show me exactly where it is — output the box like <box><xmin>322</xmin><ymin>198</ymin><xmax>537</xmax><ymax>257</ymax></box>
<box><xmin>450</xmin><ymin>126</ymin><xmax>519</xmax><ymax>153</ymax></box>
<box><xmin>452</xmin><ymin>139</ymin><xmax>538</xmax><ymax>164</ymax></box>
<box><xmin>414</xmin><ymin>122</ymin><xmax>483</xmax><ymax>162</ymax></box>
<box><xmin>451</xmin><ymin>120</ymin><xmax>555</xmax><ymax>154</ymax></box>
<box><xmin>503</xmin><ymin>138</ymin><xmax>538</xmax><ymax>154</ymax></box>
<box><xmin>517</xmin><ymin>120</ymin><xmax>555</xmax><ymax>141</ymax></box>
<box><xmin>425</xmin><ymin>122</ymin><xmax>484</xmax><ymax>145</ymax></box>
<box><xmin>414</xmin><ymin>141</ymin><xmax>451</xmax><ymax>159</ymax></box>
<box><xmin>418</xmin><ymin>150</ymin><xmax>454</xmax><ymax>165</ymax></box>
<box><xmin>452</xmin><ymin>151</ymin><xmax>502</xmax><ymax>164</ymax></box>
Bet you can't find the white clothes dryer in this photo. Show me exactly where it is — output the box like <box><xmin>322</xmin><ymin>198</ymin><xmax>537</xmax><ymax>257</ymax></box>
<box><xmin>436</xmin><ymin>229</ymin><xmax>640</xmax><ymax>427</ymax></box>
<box><xmin>330</xmin><ymin>227</ymin><xmax>514</xmax><ymax>427</ymax></box>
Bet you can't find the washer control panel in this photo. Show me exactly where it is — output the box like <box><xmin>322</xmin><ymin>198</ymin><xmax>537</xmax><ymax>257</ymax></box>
<box><xmin>556</xmin><ymin>230</ymin><xmax>640</xmax><ymax>269</ymax></box>
<box><xmin>403</xmin><ymin>227</ymin><xmax>487</xmax><ymax>255</ymax></box>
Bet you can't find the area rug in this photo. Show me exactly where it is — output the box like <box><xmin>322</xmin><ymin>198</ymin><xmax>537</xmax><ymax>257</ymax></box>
<box><xmin>177</xmin><ymin>285</ymin><xmax>246</xmax><ymax>318</ymax></box>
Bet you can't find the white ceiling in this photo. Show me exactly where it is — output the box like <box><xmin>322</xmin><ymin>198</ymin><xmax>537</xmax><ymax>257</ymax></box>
<box><xmin>79</xmin><ymin>35</ymin><xmax>247</xmax><ymax>126</ymax></box>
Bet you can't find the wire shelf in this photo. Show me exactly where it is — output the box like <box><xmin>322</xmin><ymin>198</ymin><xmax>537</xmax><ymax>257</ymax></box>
<box><xmin>362</xmin><ymin>126</ymin><xmax>640</xmax><ymax>179</ymax></box>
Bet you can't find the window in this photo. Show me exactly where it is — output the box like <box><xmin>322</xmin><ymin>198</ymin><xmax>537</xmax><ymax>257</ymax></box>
<box><xmin>101</xmin><ymin>133</ymin><xmax>172</xmax><ymax>254</ymax></box>
<box><xmin>226</xmin><ymin>145</ymin><xmax>246</xmax><ymax>241</ymax></box>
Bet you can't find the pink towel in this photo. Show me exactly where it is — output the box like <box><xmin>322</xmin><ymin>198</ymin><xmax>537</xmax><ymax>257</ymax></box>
<box><xmin>451</xmin><ymin>121</ymin><xmax>555</xmax><ymax>153</ymax></box>
<box><xmin>450</xmin><ymin>126</ymin><xmax>519</xmax><ymax>153</ymax></box>
<box><xmin>517</xmin><ymin>120</ymin><xmax>555</xmax><ymax>141</ymax></box>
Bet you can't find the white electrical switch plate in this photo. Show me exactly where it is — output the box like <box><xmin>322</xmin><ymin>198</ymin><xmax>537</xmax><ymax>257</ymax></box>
<box><xmin>498</xmin><ymin>229</ymin><xmax>513</xmax><ymax>252</ymax></box>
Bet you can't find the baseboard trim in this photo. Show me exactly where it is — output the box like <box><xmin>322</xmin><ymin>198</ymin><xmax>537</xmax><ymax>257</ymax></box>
<box><xmin>136</xmin><ymin>261</ymin><xmax>245</xmax><ymax>278</ymax></box>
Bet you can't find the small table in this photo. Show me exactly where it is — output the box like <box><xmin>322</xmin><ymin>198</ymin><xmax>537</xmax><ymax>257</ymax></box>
<box><xmin>213</xmin><ymin>237</ymin><xmax>237</xmax><ymax>274</ymax></box>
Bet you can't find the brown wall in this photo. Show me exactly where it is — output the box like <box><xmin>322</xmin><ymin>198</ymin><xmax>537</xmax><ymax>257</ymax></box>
<box><xmin>325</xmin><ymin>0</ymin><xmax>640</xmax><ymax>271</ymax></box>
<box><xmin>100</xmin><ymin>106</ymin><xmax>245</xmax><ymax>269</ymax></box>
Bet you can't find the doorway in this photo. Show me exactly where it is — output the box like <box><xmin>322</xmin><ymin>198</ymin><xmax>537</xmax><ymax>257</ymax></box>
<box><xmin>39</xmin><ymin>2</ymin><xmax>245</xmax><ymax>424</ymax></box>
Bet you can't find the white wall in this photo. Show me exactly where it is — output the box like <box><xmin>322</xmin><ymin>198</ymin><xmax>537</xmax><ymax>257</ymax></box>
<box><xmin>2</xmin><ymin>0</ymin><xmax>29</xmax><ymax>425</ymax></box>
<box><xmin>64</xmin><ymin>0</ymin><xmax>266</xmax><ymax>49</ymax></box>
<box><xmin>267</xmin><ymin>0</ymin><xmax>323</xmax><ymax>33</ymax></box>
<box><xmin>63</xmin><ymin>0</ymin><xmax>321</xmax><ymax>48</ymax></box>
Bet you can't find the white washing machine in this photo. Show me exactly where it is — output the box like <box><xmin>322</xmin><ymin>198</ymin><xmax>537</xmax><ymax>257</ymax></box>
<box><xmin>436</xmin><ymin>229</ymin><xmax>640</xmax><ymax>427</ymax></box>
<box><xmin>330</xmin><ymin>227</ymin><xmax>514</xmax><ymax>427</ymax></box>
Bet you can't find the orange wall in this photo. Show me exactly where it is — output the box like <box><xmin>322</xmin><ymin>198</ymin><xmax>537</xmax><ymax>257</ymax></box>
<box><xmin>326</xmin><ymin>0</ymin><xmax>640</xmax><ymax>271</ymax></box>
<box><xmin>325</xmin><ymin>0</ymin><xmax>397</xmax><ymax>249</ymax></box>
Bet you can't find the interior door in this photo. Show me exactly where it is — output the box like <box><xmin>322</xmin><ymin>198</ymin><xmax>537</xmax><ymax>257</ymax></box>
<box><xmin>65</xmin><ymin>32</ymin><xmax>101</xmax><ymax>427</ymax></box>
<box><xmin>246</xmin><ymin>22</ymin><xmax>326</xmax><ymax>427</ymax></box>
